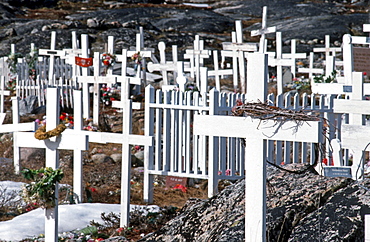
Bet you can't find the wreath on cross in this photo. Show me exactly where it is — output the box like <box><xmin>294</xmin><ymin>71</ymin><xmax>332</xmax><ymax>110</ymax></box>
<box><xmin>34</xmin><ymin>124</ymin><xmax>67</xmax><ymax>140</ymax></box>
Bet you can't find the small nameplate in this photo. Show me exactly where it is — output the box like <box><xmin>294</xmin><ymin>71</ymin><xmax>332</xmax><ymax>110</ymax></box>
<box><xmin>324</xmin><ymin>166</ymin><xmax>352</xmax><ymax>178</ymax></box>
<box><xmin>165</xmin><ymin>176</ymin><xmax>187</xmax><ymax>188</ymax></box>
<box><xmin>47</xmin><ymin>51</ymin><xmax>58</xmax><ymax>55</ymax></box>
<box><xmin>343</xmin><ymin>85</ymin><xmax>352</xmax><ymax>93</ymax></box>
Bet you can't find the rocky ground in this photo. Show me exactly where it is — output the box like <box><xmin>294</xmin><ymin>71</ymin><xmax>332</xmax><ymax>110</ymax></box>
<box><xmin>0</xmin><ymin>0</ymin><xmax>369</xmax><ymax>241</ymax></box>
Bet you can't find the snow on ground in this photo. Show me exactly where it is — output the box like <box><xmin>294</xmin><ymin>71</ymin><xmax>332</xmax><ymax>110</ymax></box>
<box><xmin>0</xmin><ymin>181</ymin><xmax>159</xmax><ymax>241</ymax></box>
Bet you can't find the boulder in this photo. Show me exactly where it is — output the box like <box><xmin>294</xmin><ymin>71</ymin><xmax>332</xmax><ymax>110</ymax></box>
<box><xmin>139</xmin><ymin>164</ymin><xmax>370</xmax><ymax>241</ymax></box>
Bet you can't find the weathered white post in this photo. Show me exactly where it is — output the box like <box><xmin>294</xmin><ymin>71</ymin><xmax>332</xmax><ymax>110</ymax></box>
<box><xmin>366</xmin><ymin>214</ymin><xmax>370</xmax><ymax>242</ymax></box>
<box><xmin>251</xmin><ymin>6</ymin><xmax>276</xmax><ymax>53</ymax></box>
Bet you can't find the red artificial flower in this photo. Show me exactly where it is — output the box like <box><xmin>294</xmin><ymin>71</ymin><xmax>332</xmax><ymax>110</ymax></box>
<box><xmin>173</xmin><ymin>184</ymin><xmax>187</xmax><ymax>193</ymax></box>
<box><xmin>364</xmin><ymin>72</ymin><xmax>367</xmax><ymax>76</ymax></box>
<box><xmin>117</xmin><ymin>227</ymin><xmax>124</xmax><ymax>233</ymax></box>
<box><xmin>89</xmin><ymin>187</ymin><xmax>97</xmax><ymax>193</ymax></box>
<box><xmin>110</xmin><ymin>97</ymin><xmax>116</xmax><ymax>101</ymax></box>
<box><xmin>322</xmin><ymin>158</ymin><xmax>328</xmax><ymax>165</ymax></box>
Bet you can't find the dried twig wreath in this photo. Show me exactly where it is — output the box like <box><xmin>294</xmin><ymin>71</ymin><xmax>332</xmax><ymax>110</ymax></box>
<box><xmin>34</xmin><ymin>124</ymin><xmax>66</xmax><ymax>140</ymax></box>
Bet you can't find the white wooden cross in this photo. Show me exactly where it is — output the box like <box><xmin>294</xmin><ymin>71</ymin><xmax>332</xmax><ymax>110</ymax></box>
<box><xmin>61</xmin><ymin>31</ymin><xmax>82</xmax><ymax>77</ymax></box>
<box><xmin>333</xmin><ymin>72</ymin><xmax>370</xmax><ymax>180</ymax></box>
<box><xmin>251</xmin><ymin>6</ymin><xmax>277</xmax><ymax>53</ymax></box>
<box><xmin>183</xmin><ymin>35</ymin><xmax>211</xmax><ymax>88</ymax></box>
<box><xmin>126</xmin><ymin>33</ymin><xmax>155</xmax><ymax>92</ymax></box>
<box><xmin>208</xmin><ymin>50</ymin><xmax>233</xmax><ymax>91</ymax></box>
<box><xmin>267</xmin><ymin>32</ymin><xmax>294</xmax><ymax>95</ymax></box>
<box><xmin>14</xmin><ymin>87</ymin><xmax>88</xmax><ymax>242</ymax></box>
<box><xmin>76</xmin><ymin>51</ymin><xmax>119</xmax><ymax>125</ymax></box>
<box><xmin>298</xmin><ymin>52</ymin><xmax>324</xmax><ymax>82</ymax></box>
<box><xmin>147</xmin><ymin>42</ymin><xmax>178</xmax><ymax>86</ymax></box>
<box><xmin>79</xmin><ymin>34</ymin><xmax>92</xmax><ymax>120</ymax></box>
<box><xmin>0</xmin><ymin>76</ymin><xmax>10</xmax><ymax>123</ymax></box>
<box><xmin>114</xmin><ymin>48</ymin><xmax>146</xmax><ymax>110</ymax></box>
<box><xmin>282</xmin><ymin>39</ymin><xmax>307</xmax><ymax>77</ymax></box>
<box><xmin>38</xmin><ymin>31</ymin><xmax>67</xmax><ymax>83</ymax></box>
<box><xmin>193</xmin><ymin>110</ymin><xmax>322</xmax><ymax>242</ymax></box>
<box><xmin>0</xmin><ymin>96</ymin><xmax>36</xmax><ymax>174</ymax></box>
<box><xmin>221</xmin><ymin>20</ymin><xmax>258</xmax><ymax>93</ymax></box>
<box><xmin>313</xmin><ymin>35</ymin><xmax>341</xmax><ymax>78</ymax></box>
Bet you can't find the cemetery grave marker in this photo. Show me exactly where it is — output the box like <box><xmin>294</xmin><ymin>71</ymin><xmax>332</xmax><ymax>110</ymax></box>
<box><xmin>333</xmin><ymin>72</ymin><xmax>370</xmax><ymax>180</ymax></box>
<box><xmin>38</xmin><ymin>31</ymin><xmax>67</xmax><ymax>82</ymax></box>
<box><xmin>147</xmin><ymin>41</ymin><xmax>178</xmax><ymax>86</ymax></box>
<box><xmin>313</xmin><ymin>35</ymin><xmax>341</xmax><ymax>78</ymax></box>
<box><xmin>61</xmin><ymin>31</ymin><xmax>83</xmax><ymax>77</ymax></box>
<box><xmin>298</xmin><ymin>52</ymin><xmax>324</xmax><ymax>81</ymax></box>
<box><xmin>76</xmin><ymin>52</ymin><xmax>120</xmax><ymax>125</ymax></box>
<box><xmin>281</xmin><ymin>39</ymin><xmax>307</xmax><ymax>77</ymax></box>
<box><xmin>183</xmin><ymin>35</ymin><xmax>211</xmax><ymax>88</ymax></box>
<box><xmin>221</xmin><ymin>20</ymin><xmax>258</xmax><ymax>92</ymax></box>
<box><xmin>208</xmin><ymin>50</ymin><xmax>233</xmax><ymax>91</ymax></box>
<box><xmin>193</xmin><ymin>111</ymin><xmax>322</xmax><ymax>242</ymax></box>
<box><xmin>251</xmin><ymin>6</ymin><xmax>277</xmax><ymax>53</ymax></box>
<box><xmin>267</xmin><ymin>32</ymin><xmax>294</xmax><ymax>95</ymax></box>
<box><xmin>14</xmin><ymin>87</ymin><xmax>89</xmax><ymax>242</ymax></box>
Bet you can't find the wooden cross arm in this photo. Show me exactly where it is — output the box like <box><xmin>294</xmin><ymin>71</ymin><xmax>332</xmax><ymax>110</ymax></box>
<box><xmin>297</xmin><ymin>67</ymin><xmax>324</xmax><ymax>74</ymax></box>
<box><xmin>251</xmin><ymin>26</ymin><xmax>276</xmax><ymax>36</ymax></box>
<box><xmin>0</xmin><ymin>122</ymin><xmax>37</xmax><ymax>133</ymax></box>
<box><xmin>80</xmin><ymin>131</ymin><xmax>153</xmax><ymax>146</ymax></box>
<box><xmin>267</xmin><ymin>56</ymin><xmax>294</xmax><ymax>66</ymax></box>
<box><xmin>38</xmin><ymin>49</ymin><xmax>66</xmax><ymax>56</ymax></box>
<box><xmin>193</xmin><ymin>115</ymin><xmax>322</xmax><ymax>143</ymax></box>
<box><xmin>15</xmin><ymin>131</ymin><xmax>89</xmax><ymax>150</ymax></box>
<box><xmin>0</xmin><ymin>90</ymin><xmax>10</xmax><ymax>96</ymax></box>
<box><xmin>127</xmin><ymin>50</ymin><xmax>153</xmax><ymax>58</ymax></box>
<box><xmin>147</xmin><ymin>62</ymin><xmax>176</xmax><ymax>72</ymax></box>
<box><xmin>77</xmin><ymin>76</ymin><xmax>118</xmax><ymax>84</ymax></box>
<box><xmin>341</xmin><ymin>124</ymin><xmax>370</xmax><ymax>151</ymax></box>
<box><xmin>222</xmin><ymin>42</ymin><xmax>258</xmax><ymax>52</ymax></box>
<box><xmin>333</xmin><ymin>99</ymin><xmax>370</xmax><ymax>114</ymax></box>
<box><xmin>313</xmin><ymin>47</ymin><xmax>342</xmax><ymax>53</ymax></box>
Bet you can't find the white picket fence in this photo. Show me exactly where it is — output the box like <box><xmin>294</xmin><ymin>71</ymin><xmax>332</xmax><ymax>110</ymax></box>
<box><xmin>143</xmin><ymin>86</ymin><xmax>343</xmax><ymax>200</ymax></box>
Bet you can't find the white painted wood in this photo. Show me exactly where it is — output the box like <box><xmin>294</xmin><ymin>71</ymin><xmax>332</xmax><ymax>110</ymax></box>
<box><xmin>246</xmin><ymin>52</ymin><xmax>268</xmax><ymax>101</ymax></box>
<box><xmin>14</xmin><ymin>88</ymin><xmax>88</xmax><ymax>242</ymax></box>
<box><xmin>333</xmin><ymin>72</ymin><xmax>368</xmax><ymax>179</ymax></box>
<box><xmin>38</xmin><ymin>32</ymin><xmax>67</xmax><ymax>82</ymax></box>
<box><xmin>147</xmin><ymin>42</ymin><xmax>178</xmax><ymax>85</ymax></box>
<box><xmin>267</xmin><ymin>32</ymin><xmax>294</xmax><ymax>95</ymax></box>
<box><xmin>282</xmin><ymin>39</ymin><xmax>306</xmax><ymax>77</ymax></box>
<box><xmin>194</xmin><ymin>115</ymin><xmax>322</xmax><ymax>143</ymax></box>
<box><xmin>221</xmin><ymin>20</ymin><xmax>258</xmax><ymax>93</ymax></box>
<box><xmin>251</xmin><ymin>6</ymin><xmax>277</xmax><ymax>53</ymax></box>
<box><xmin>331</xmin><ymin>139</ymin><xmax>343</xmax><ymax>166</ymax></box>
<box><xmin>183</xmin><ymin>35</ymin><xmax>211</xmax><ymax>87</ymax></box>
<box><xmin>366</xmin><ymin>214</ymin><xmax>370</xmax><ymax>242</ymax></box>
<box><xmin>193</xmin><ymin>114</ymin><xmax>321</xmax><ymax>242</ymax></box>
<box><xmin>0</xmin><ymin>76</ymin><xmax>10</xmax><ymax>115</ymax></box>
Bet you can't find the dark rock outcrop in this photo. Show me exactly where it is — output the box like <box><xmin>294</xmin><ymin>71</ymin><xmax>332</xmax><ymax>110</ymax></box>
<box><xmin>0</xmin><ymin>0</ymin><xmax>367</xmax><ymax>58</ymax></box>
<box><xmin>139</xmin><ymin>164</ymin><xmax>370</xmax><ymax>241</ymax></box>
